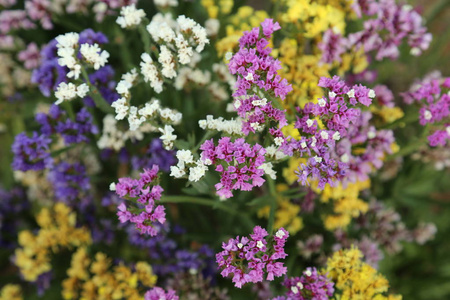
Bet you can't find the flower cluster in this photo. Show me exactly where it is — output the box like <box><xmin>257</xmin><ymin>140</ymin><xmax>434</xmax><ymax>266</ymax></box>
<box><xmin>200</xmin><ymin>137</ymin><xmax>266</xmax><ymax>199</ymax></box>
<box><xmin>291</xmin><ymin>75</ymin><xmax>377</xmax><ymax>189</ymax></box>
<box><xmin>11</xmin><ymin>132</ymin><xmax>53</xmax><ymax>172</ymax></box>
<box><xmin>112</xmin><ymin>165</ymin><xmax>166</xmax><ymax>235</ymax></box>
<box><xmin>145</xmin><ymin>287</ymin><xmax>179</xmax><ymax>300</ymax></box>
<box><xmin>62</xmin><ymin>247</ymin><xmax>157</xmax><ymax>299</ymax></box>
<box><xmin>272</xmin><ymin>267</ymin><xmax>334</xmax><ymax>300</ymax></box>
<box><xmin>14</xmin><ymin>203</ymin><xmax>92</xmax><ymax>282</ymax></box>
<box><xmin>401</xmin><ymin>73</ymin><xmax>450</xmax><ymax>146</ymax></box>
<box><xmin>216</xmin><ymin>226</ymin><xmax>289</xmax><ymax>288</ymax></box>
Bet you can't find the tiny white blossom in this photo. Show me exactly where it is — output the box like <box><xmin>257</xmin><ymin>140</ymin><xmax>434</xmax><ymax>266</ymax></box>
<box><xmin>410</xmin><ymin>47</ymin><xmax>421</xmax><ymax>56</ymax></box>
<box><xmin>341</xmin><ymin>153</ymin><xmax>349</xmax><ymax>163</ymax></box>
<box><xmin>318</xmin><ymin>98</ymin><xmax>326</xmax><ymax>107</ymax></box>
<box><xmin>252</xmin><ymin>98</ymin><xmax>267</xmax><ymax>106</ymax></box>
<box><xmin>256</xmin><ymin>241</ymin><xmax>264</xmax><ymax>249</ymax></box>
<box><xmin>368</xmin><ymin>89</ymin><xmax>376</xmax><ymax>98</ymax></box>
<box><xmin>116</xmin><ymin>4</ymin><xmax>146</xmax><ymax>29</ymax></box>
<box><xmin>109</xmin><ymin>182</ymin><xmax>116</xmax><ymax>191</ymax></box>
<box><xmin>304</xmin><ymin>269</ymin><xmax>312</xmax><ymax>277</ymax></box>
<box><xmin>177</xmin><ymin>149</ymin><xmax>194</xmax><ymax>164</ymax></box>
<box><xmin>367</xmin><ymin>130</ymin><xmax>376</xmax><ymax>139</ymax></box>
<box><xmin>306</xmin><ymin>119</ymin><xmax>314</xmax><ymax>127</ymax></box>
<box><xmin>301</xmin><ymin>141</ymin><xmax>307</xmax><ymax>149</ymax></box>
<box><xmin>329</xmin><ymin>91</ymin><xmax>337</xmax><ymax>98</ymax></box>
<box><xmin>314</xmin><ymin>156</ymin><xmax>322</xmax><ymax>163</ymax></box>
<box><xmin>275</xmin><ymin>229</ymin><xmax>286</xmax><ymax>239</ymax></box>
<box><xmin>320</xmin><ymin>131</ymin><xmax>329</xmax><ymax>140</ymax></box>
<box><xmin>225</xmin><ymin>52</ymin><xmax>233</xmax><ymax>61</ymax></box>
<box><xmin>274</xmin><ymin>137</ymin><xmax>284</xmax><ymax>146</ymax></box>
<box><xmin>332</xmin><ymin>131</ymin><xmax>341</xmax><ymax>141</ymax></box>
<box><xmin>244</xmin><ymin>72</ymin><xmax>254</xmax><ymax>81</ymax></box>
<box><xmin>291</xmin><ymin>286</ymin><xmax>299</xmax><ymax>294</ymax></box>
<box><xmin>170</xmin><ymin>165</ymin><xmax>185</xmax><ymax>178</ymax></box>
<box><xmin>80</xmin><ymin>43</ymin><xmax>109</xmax><ymax>70</ymax></box>
<box><xmin>424</xmin><ymin>110</ymin><xmax>432</xmax><ymax>120</ymax></box>
<box><xmin>347</xmin><ymin>89</ymin><xmax>355</xmax><ymax>98</ymax></box>
<box><xmin>111</xmin><ymin>98</ymin><xmax>129</xmax><ymax>120</ymax></box>
<box><xmin>260</xmin><ymin>162</ymin><xmax>276</xmax><ymax>179</ymax></box>
<box><xmin>237</xmin><ymin>243</ymin><xmax>243</xmax><ymax>249</ymax></box>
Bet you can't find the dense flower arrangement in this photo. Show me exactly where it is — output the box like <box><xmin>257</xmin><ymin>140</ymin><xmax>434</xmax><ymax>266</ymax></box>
<box><xmin>0</xmin><ymin>0</ymin><xmax>448</xmax><ymax>299</ymax></box>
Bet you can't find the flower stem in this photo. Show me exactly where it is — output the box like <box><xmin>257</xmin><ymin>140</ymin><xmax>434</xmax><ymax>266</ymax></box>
<box><xmin>266</xmin><ymin>176</ymin><xmax>277</xmax><ymax>234</ymax></box>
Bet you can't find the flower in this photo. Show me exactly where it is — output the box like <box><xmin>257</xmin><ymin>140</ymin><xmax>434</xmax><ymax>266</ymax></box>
<box><xmin>116</xmin><ymin>4</ymin><xmax>146</xmax><ymax>28</ymax></box>
<box><xmin>216</xmin><ymin>226</ymin><xmax>289</xmax><ymax>288</ymax></box>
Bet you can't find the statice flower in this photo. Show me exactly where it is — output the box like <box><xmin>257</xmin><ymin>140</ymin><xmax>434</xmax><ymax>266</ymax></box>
<box><xmin>116</xmin><ymin>4</ymin><xmax>146</xmax><ymax>28</ymax></box>
<box><xmin>273</xmin><ymin>267</ymin><xmax>334</xmax><ymax>300</ymax></box>
<box><xmin>291</xmin><ymin>75</ymin><xmax>377</xmax><ymax>189</ymax></box>
<box><xmin>200</xmin><ymin>137</ymin><xmax>266</xmax><ymax>199</ymax></box>
<box><xmin>318</xmin><ymin>29</ymin><xmax>346</xmax><ymax>64</ymax></box>
<box><xmin>11</xmin><ymin>132</ymin><xmax>52</xmax><ymax>171</ymax></box>
<box><xmin>401</xmin><ymin>73</ymin><xmax>450</xmax><ymax>146</ymax></box>
<box><xmin>35</xmin><ymin>105</ymin><xmax>98</xmax><ymax>144</ymax></box>
<box><xmin>113</xmin><ymin>165</ymin><xmax>166</xmax><ymax>235</ymax></box>
<box><xmin>216</xmin><ymin>226</ymin><xmax>289</xmax><ymax>288</ymax></box>
<box><xmin>145</xmin><ymin>287</ymin><xmax>179</xmax><ymax>300</ymax></box>
<box><xmin>17</xmin><ymin>42</ymin><xmax>40</xmax><ymax>69</ymax></box>
<box><xmin>47</xmin><ymin>162</ymin><xmax>90</xmax><ymax>205</ymax></box>
<box><xmin>350</xmin><ymin>0</ymin><xmax>432</xmax><ymax>60</ymax></box>
<box><xmin>0</xmin><ymin>10</ymin><xmax>34</xmax><ymax>33</ymax></box>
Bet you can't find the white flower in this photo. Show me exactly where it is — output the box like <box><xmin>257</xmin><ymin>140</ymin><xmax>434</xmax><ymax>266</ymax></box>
<box><xmin>225</xmin><ymin>52</ymin><xmax>233</xmax><ymax>61</ymax></box>
<box><xmin>332</xmin><ymin>131</ymin><xmax>341</xmax><ymax>141</ymax></box>
<box><xmin>274</xmin><ymin>137</ymin><xmax>284</xmax><ymax>146</ymax></box>
<box><xmin>111</xmin><ymin>97</ymin><xmax>129</xmax><ymax>120</ymax></box>
<box><xmin>313</xmin><ymin>156</ymin><xmax>322</xmax><ymax>163</ymax></box>
<box><xmin>170</xmin><ymin>165</ymin><xmax>185</xmax><ymax>178</ymax></box>
<box><xmin>55</xmin><ymin>32</ymin><xmax>79</xmax><ymax>48</ymax></box>
<box><xmin>306</xmin><ymin>119</ymin><xmax>314</xmax><ymax>127</ymax></box>
<box><xmin>311</xmin><ymin>137</ymin><xmax>317</xmax><ymax>147</ymax></box>
<box><xmin>347</xmin><ymin>89</ymin><xmax>355</xmax><ymax>98</ymax></box>
<box><xmin>329</xmin><ymin>91</ymin><xmax>337</xmax><ymax>98</ymax></box>
<box><xmin>245</xmin><ymin>72</ymin><xmax>254</xmax><ymax>81</ymax></box>
<box><xmin>189</xmin><ymin>162</ymin><xmax>208</xmax><ymax>182</ymax></box>
<box><xmin>260</xmin><ymin>162</ymin><xmax>276</xmax><ymax>179</ymax></box>
<box><xmin>304</xmin><ymin>269</ymin><xmax>312</xmax><ymax>277</ymax></box>
<box><xmin>291</xmin><ymin>286</ymin><xmax>299</xmax><ymax>294</ymax></box>
<box><xmin>320</xmin><ymin>131</ymin><xmax>329</xmax><ymax>140</ymax></box>
<box><xmin>410</xmin><ymin>47</ymin><xmax>421</xmax><ymax>56</ymax></box>
<box><xmin>80</xmin><ymin>43</ymin><xmax>109</xmax><ymax>70</ymax></box>
<box><xmin>116</xmin><ymin>80</ymin><xmax>132</xmax><ymax>97</ymax></box>
<box><xmin>140</xmin><ymin>53</ymin><xmax>163</xmax><ymax>93</ymax></box>
<box><xmin>109</xmin><ymin>182</ymin><xmax>116</xmax><ymax>191</ymax></box>
<box><xmin>154</xmin><ymin>0</ymin><xmax>178</xmax><ymax>7</ymax></box>
<box><xmin>367</xmin><ymin>130</ymin><xmax>376</xmax><ymax>139</ymax></box>
<box><xmin>446</xmin><ymin>126</ymin><xmax>450</xmax><ymax>136</ymax></box>
<box><xmin>340</xmin><ymin>153</ymin><xmax>349</xmax><ymax>163</ymax></box>
<box><xmin>116</xmin><ymin>4</ymin><xmax>146</xmax><ymax>28</ymax></box>
<box><xmin>301</xmin><ymin>141</ymin><xmax>307</xmax><ymax>149</ymax></box>
<box><xmin>424</xmin><ymin>110</ymin><xmax>432</xmax><ymax>120</ymax></box>
<box><xmin>318</xmin><ymin>98</ymin><xmax>326</xmax><ymax>107</ymax></box>
<box><xmin>176</xmin><ymin>149</ymin><xmax>194</xmax><ymax>164</ymax></box>
<box><xmin>256</xmin><ymin>241</ymin><xmax>264</xmax><ymax>249</ymax></box>
<box><xmin>368</xmin><ymin>89</ymin><xmax>376</xmax><ymax>98</ymax></box>
<box><xmin>158</xmin><ymin>45</ymin><xmax>177</xmax><ymax>79</ymax></box>
<box><xmin>159</xmin><ymin>125</ymin><xmax>177</xmax><ymax>149</ymax></box>
<box><xmin>76</xmin><ymin>83</ymin><xmax>89</xmax><ymax>98</ymax></box>
<box><xmin>54</xmin><ymin>82</ymin><xmax>78</xmax><ymax>105</ymax></box>
<box><xmin>252</xmin><ymin>98</ymin><xmax>267</xmax><ymax>106</ymax></box>
<box><xmin>275</xmin><ymin>229</ymin><xmax>286</xmax><ymax>239</ymax></box>
<box><xmin>205</xmin><ymin>18</ymin><xmax>220</xmax><ymax>36</ymax></box>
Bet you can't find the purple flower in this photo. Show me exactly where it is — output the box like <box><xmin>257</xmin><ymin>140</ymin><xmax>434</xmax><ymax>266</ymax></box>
<box><xmin>273</xmin><ymin>267</ymin><xmax>334</xmax><ymax>300</ymax></box>
<box><xmin>200</xmin><ymin>137</ymin><xmax>266</xmax><ymax>199</ymax></box>
<box><xmin>216</xmin><ymin>226</ymin><xmax>289</xmax><ymax>288</ymax></box>
<box><xmin>114</xmin><ymin>165</ymin><xmax>166</xmax><ymax>236</ymax></box>
<box><xmin>145</xmin><ymin>287</ymin><xmax>179</xmax><ymax>300</ymax></box>
<box><xmin>11</xmin><ymin>132</ymin><xmax>52</xmax><ymax>171</ymax></box>
<box><xmin>47</xmin><ymin>162</ymin><xmax>91</xmax><ymax>205</ymax></box>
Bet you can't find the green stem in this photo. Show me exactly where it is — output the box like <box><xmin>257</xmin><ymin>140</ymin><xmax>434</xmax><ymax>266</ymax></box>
<box><xmin>266</xmin><ymin>176</ymin><xmax>278</xmax><ymax>234</ymax></box>
<box><xmin>81</xmin><ymin>67</ymin><xmax>114</xmax><ymax>114</ymax></box>
<box><xmin>138</xmin><ymin>24</ymin><xmax>151</xmax><ymax>51</ymax></box>
<box><xmin>62</xmin><ymin>101</ymin><xmax>75</xmax><ymax>120</ymax></box>
<box><xmin>160</xmin><ymin>195</ymin><xmax>237</xmax><ymax>215</ymax></box>
<box><xmin>193</xmin><ymin>130</ymin><xmax>215</xmax><ymax>152</ymax></box>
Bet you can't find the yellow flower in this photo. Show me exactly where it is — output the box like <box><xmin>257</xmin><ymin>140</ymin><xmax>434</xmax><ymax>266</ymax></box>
<box><xmin>326</xmin><ymin>247</ymin><xmax>401</xmax><ymax>299</ymax></box>
<box><xmin>0</xmin><ymin>284</ymin><xmax>22</xmax><ymax>300</ymax></box>
<box><xmin>258</xmin><ymin>184</ymin><xmax>303</xmax><ymax>235</ymax></box>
